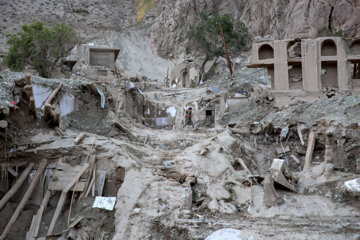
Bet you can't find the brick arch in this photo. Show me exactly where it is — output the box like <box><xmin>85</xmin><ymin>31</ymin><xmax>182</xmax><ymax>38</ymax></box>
<box><xmin>321</xmin><ymin>39</ymin><xmax>337</xmax><ymax>56</ymax></box>
<box><xmin>258</xmin><ymin>44</ymin><xmax>274</xmax><ymax>60</ymax></box>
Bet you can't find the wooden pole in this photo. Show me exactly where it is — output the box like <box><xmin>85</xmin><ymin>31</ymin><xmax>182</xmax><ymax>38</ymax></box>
<box><xmin>0</xmin><ymin>120</ymin><xmax>8</xmax><ymax>129</ymax></box>
<box><xmin>33</xmin><ymin>190</ymin><xmax>51</xmax><ymax>238</ymax></box>
<box><xmin>0</xmin><ymin>162</ymin><xmax>35</xmax><ymax>210</ymax></box>
<box><xmin>25</xmin><ymin>73</ymin><xmax>31</xmax><ymax>85</ymax></box>
<box><xmin>47</xmin><ymin>192</ymin><xmax>67</xmax><ymax>235</ymax></box>
<box><xmin>92</xmin><ymin>164</ymin><xmax>96</xmax><ymax>197</ymax></box>
<box><xmin>219</xmin><ymin>23</ymin><xmax>233</xmax><ymax>79</ymax></box>
<box><xmin>41</xmin><ymin>83</ymin><xmax>63</xmax><ymax>111</ymax></box>
<box><xmin>74</xmin><ymin>132</ymin><xmax>87</xmax><ymax>145</ymax></box>
<box><xmin>0</xmin><ymin>160</ymin><xmax>47</xmax><ymax>240</ymax></box>
<box><xmin>303</xmin><ymin>131</ymin><xmax>315</xmax><ymax>171</ymax></box>
<box><xmin>2</xmin><ymin>107</ymin><xmax>10</xmax><ymax>118</ymax></box>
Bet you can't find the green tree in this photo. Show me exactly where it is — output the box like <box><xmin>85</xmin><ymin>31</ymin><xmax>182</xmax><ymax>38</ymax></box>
<box><xmin>5</xmin><ymin>21</ymin><xmax>77</xmax><ymax>78</ymax></box>
<box><xmin>188</xmin><ymin>12</ymin><xmax>251</xmax><ymax>78</ymax></box>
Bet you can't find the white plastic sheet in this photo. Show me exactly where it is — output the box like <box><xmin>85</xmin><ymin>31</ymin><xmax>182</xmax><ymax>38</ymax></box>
<box><xmin>92</xmin><ymin>196</ymin><xmax>116</xmax><ymax>211</ymax></box>
<box><xmin>32</xmin><ymin>84</ymin><xmax>52</xmax><ymax>108</ymax></box>
<box><xmin>59</xmin><ymin>92</ymin><xmax>75</xmax><ymax>116</ymax></box>
<box><xmin>206</xmin><ymin>228</ymin><xmax>245</xmax><ymax>240</ymax></box>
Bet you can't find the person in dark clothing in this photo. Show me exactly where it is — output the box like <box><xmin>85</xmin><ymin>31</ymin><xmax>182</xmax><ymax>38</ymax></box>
<box><xmin>183</xmin><ymin>107</ymin><xmax>194</xmax><ymax>129</ymax></box>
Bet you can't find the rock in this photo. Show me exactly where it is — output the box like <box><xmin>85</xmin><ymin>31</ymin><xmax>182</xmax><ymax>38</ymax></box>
<box><xmin>208</xmin><ymin>199</ymin><xmax>219</xmax><ymax>212</ymax></box>
<box><xmin>263</xmin><ymin>176</ymin><xmax>284</xmax><ymax>207</ymax></box>
<box><xmin>133</xmin><ymin>208</ymin><xmax>141</xmax><ymax>214</ymax></box>
<box><xmin>206</xmin><ymin>183</ymin><xmax>231</xmax><ymax>201</ymax></box>
<box><xmin>344</xmin><ymin>178</ymin><xmax>360</xmax><ymax>196</ymax></box>
<box><xmin>218</xmin><ymin>200</ymin><xmax>237</xmax><ymax>214</ymax></box>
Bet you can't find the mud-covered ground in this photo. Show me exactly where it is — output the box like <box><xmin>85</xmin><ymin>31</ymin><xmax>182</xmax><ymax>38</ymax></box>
<box><xmin>0</xmin><ymin>67</ymin><xmax>360</xmax><ymax>240</ymax></box>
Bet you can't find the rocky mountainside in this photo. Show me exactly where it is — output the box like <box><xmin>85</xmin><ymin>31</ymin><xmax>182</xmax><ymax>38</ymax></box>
<box><xmin>1</xmin><ymin>0</ymin><xmax>359</xmax><ymax>59</ymax></box>
<box><xmin>150</xmin><ymin>0</ymin><xmax>360</xmax><ymax>57</ymax></box>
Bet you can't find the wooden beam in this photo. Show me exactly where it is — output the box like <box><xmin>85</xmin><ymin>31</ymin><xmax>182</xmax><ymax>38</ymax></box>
<box><xmin>29</xmin><ymin>96</ymin><xmax>37</xmax><ymax>118</ymax></box>
<box><xmin>74</xmin><ymin>132</ymin><xmax>87</xmax><ymax>145</ymax></box>
<box><xmin>85</xmin><ymin>175</ymin><xmax>95</xmax><ymax>197</ymax></box>
<box><xmin>297</xmin><ymin>124</ymin><xmax>304</xmax><ymax>146</ymax></box>
<box><xmin>33</xmin><ymin>190</ymin><xmax>51</xmax><ymax>238</ymax></box>
<box><xmin>303</xmin><ymin>131</ymin><xmax>315</xmax><ymax>171</ymax></box>
<box><xmin>0</xmin><ymin>162</ymin><xmax>35</xmax><ymax>210</ymax></box>
<box><xmin>113</xmin><ymin>120</ymin><xmax>132</xmax><ymax>136</ymax></box>
<box><xmin>25</xmin><ymin>73</ymin><xmax>31</xmax><ymax>85</ymax></box>
<box><xmin>47</xmin><ymin>191</ymin><xmax>67</xmax><ymax>236</ymax></box>
<box><xmin>0</xmin><ymin>160</ymin><xmax>47</xmax><ymax>240</ymax></box>
<box><xmin>41</xmin><ymin>83</ymin><xmax>63</xmax><ymax>111</ymax></box>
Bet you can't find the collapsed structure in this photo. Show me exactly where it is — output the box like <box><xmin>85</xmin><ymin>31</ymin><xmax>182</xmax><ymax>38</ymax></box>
<box><xmin>248</xmin><ymin>37</ymin><xmax>360</xmax><ymax>92</ymax></box>
<box><xmin>65</xmin><ymin>44</ymin><xmax>120</xmax><ymax>81</ymax></box>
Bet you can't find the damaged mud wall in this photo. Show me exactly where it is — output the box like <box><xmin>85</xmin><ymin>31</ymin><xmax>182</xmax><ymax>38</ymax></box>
<box><xmin>323</xmin><ymin>124</ymin><xmax>360</xmax><ymax>173</ymax></box>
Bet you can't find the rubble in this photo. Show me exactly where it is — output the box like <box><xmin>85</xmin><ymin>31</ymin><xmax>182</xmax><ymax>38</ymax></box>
<box><xmin>0</xmin><ymin>4</ymin><xmax>360</xmax><ymax>239</ymax></box>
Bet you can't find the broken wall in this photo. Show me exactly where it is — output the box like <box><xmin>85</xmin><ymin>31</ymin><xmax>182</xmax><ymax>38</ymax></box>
<box><xmin>169</xmin><ymin>61</ymin><xmax>199</xmax><ymax>88</ymax></box>
<box><xmin>143</xmin><ymin>101</ymin><xmax>176</xmax><ymax>128</ymax></box>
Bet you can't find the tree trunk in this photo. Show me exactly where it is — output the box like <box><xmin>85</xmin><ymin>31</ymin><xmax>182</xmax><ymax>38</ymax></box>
<box><xmin>200</xmin><ymin>54</ymin><xmax>210</xmax><ymax>76</ymax></box>
<box><xmin>204</xmin><ymin>56</ymin><xmax>219</xmax><ymax>79</ymax></box>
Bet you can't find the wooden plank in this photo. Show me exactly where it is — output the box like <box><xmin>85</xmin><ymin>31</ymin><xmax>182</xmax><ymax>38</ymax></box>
<box><xmin>79</xmin><ymin>155</ymin><xmax>96</xmax><ymax>199</ymax></box>
<box><xmin>297</xmin><ymin>124</ymin><xmax>304</xmax><ymax>146</ymax></box>
<box><xmin>63</xmin><ymin>163</ymin><xmax>89</xmax><ymax>193</ymax></box>
<box><xmin>85</xmin><ymin>175</ymin><xmax>95</xmax><ymax>198</ymax></box>
<box><xmin>26</xmin><ymin>213</ymin><xmax>37</xmax><ymax>240</ymax></box>
<box><xmin>47</xmin><ymin>163</ymin><xmax>89</xmax><ymax>235</ymax></box>
<box><xmin>303</xmin><ymin>131</ymin><xmax>315</xmax><ymax>171</ymax></box>
<box><xmin>33</xmin><ymin>190</ymin><xmax>51</xmax><ymax>238</ymax></box>
<box><xmin>47</xmin><ymin>191</ymin><xmax>67</xmax><ymax>236</ymax></box>
<box><xmin>0</xmin><ymin>162</ymin><xmax>35</xmax><ymax>210</ymax></box>
<box><xmin>85</xmin><ymin>137</ymin><xmax>97</xmax><ymax>162</ymax></box>
<box><xmin>68</xmin><ymin>216</ymin><xmax>84</xmax><ymax>229</ymax></box>
<box><xmin>68</xmin><ymin>181</ymin><xmax>79</xmax><ymax>226</ymax></box>
<box><xmin>48</xmin><ymin>161</ymin><xmax>88</xmax><ymax>192</ymax></box>
<box><xmin>0</xmin><ymin>160</ymin><xmax>47</xmax><ymax>240</ymax></box>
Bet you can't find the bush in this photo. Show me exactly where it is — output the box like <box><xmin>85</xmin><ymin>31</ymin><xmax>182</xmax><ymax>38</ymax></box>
<box><xmin>5</xmin><ymin>21</ymin><xmax>77</xmax><ymax>78</ymax></box>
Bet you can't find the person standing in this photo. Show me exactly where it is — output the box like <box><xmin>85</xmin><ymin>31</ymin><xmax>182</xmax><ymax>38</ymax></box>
<box><xmin>183</xmin><ymin>107</ymin><xmax>194</xmax><ymax>129</ymax></box>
